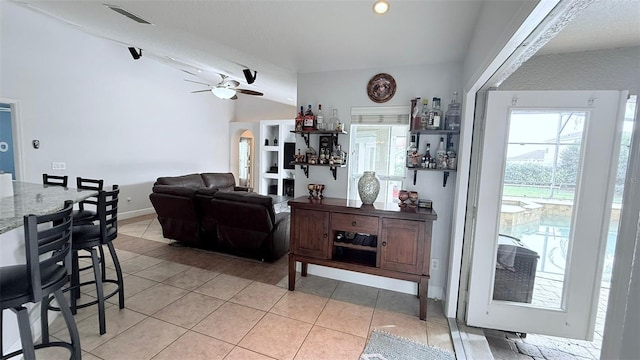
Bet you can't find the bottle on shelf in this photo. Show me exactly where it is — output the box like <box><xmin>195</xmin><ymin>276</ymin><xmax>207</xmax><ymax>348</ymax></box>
<box><xmin>426</xmin><ymin>97</ymin><xmax>442</xmax><ymax>130</ymax></box>
<box><xmin>420</xmin><ymin>98</ymin><xmax>430</xmax><ymax>130</ymax></box>
<box><xmin>436</xmin><ymin>137</ymin><xmax>447</xmax><ymax>169</ymax></box>
<box><xmin>329</xmin><ymin>108</ymin><xmax>340</xmax><ymax>131</ymax></box>
<box><xmin>303</xmin><ymin>104</ymin><xmax>315</xmax><ymax>130</ymax></box>
<box><xmin>411</xmin><ymin>97</ymin><xmax>422</xmax><ymax>131</ymax></box>
<box><xmin>446</xmin><ymin>139</ymin><xmax>457</xmax><ymax>169</ymax></box>
<box><xmin>406</xmin><ymin>135</ymin><xmax>418</xmax><ymax>168</ymax></box>
<box><xmin>423</xmin><ymin>143</ymin><xmax>432</xmax><ymax>168</ymax></box>
<box><xmin>295</xmin><ymin>106</ymin><xmax>304</xmax><ymax>131</ymax></box>
<box><xmin>445</xmin><ymin>91</ymin><xmax>461</xmax><ymax>131</ymax></box>
<box><xmin>316</xmin><ymin>104</ymin><xmax>325</xmax><ymax>130</ymax></box>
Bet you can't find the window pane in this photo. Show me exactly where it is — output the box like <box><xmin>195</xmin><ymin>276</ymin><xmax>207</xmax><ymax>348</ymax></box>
<box><xmin>497</xmin><ymin>109</ymin><xmax>588</xmax><ymax>309</ymax></box>
<box><xmin>348</xmin><ymin>124</ymin><xmax>407</xmax><ymax>203</ymax></box>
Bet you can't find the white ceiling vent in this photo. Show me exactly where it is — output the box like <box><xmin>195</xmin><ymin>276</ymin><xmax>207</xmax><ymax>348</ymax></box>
<box><xmin>105</xmin><ymin>4</ymin><xmax>153</xmax><ymax>25</ymax></box>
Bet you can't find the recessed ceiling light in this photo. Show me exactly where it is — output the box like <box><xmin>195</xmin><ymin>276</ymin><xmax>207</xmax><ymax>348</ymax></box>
<box><xmin>373</xmin><ymin>0</ymin><xmax>389</xmax><ymax>15</ymax></box>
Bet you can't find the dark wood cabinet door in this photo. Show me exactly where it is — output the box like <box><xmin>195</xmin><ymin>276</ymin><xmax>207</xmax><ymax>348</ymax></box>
<box><xmin>292</xmin><ymin>208</ymin><xmax>330</xmax><ymax>259</ymax></box>
<box><xmin>380</xmin><ymin>218</ymin><xmax>424</xmax><ymax>274</ymax></box>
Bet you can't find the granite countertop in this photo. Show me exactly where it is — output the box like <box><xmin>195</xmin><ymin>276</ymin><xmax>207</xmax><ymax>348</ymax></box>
<box><xmin>0</xmin><ymin>181</ymin><xmax>99</xmax><ymax>234</ymax></box>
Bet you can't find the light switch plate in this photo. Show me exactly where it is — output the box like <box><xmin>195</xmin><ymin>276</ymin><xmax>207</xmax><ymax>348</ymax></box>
<box><xmin>51</xmin><ymin>162</ymin><xmax>66</xmax><ymax>170</ymax></box>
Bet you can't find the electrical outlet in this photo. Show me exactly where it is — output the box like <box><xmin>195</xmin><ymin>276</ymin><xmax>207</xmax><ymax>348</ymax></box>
<box><xmin>431</xmin><ymin>259</ymin><xmax>440</xmax><ymax>271</ymax></box>
<box><xmin>51</xmin><ymin>162</ymin><xmax>66</xmax><ymax>170</ymax></box>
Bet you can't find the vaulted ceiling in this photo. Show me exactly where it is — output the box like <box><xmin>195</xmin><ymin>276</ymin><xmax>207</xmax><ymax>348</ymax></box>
<box><xmin>14</xmin><ymin>0</ymin><xmax>640</xmax><ymax>105</ymax></box>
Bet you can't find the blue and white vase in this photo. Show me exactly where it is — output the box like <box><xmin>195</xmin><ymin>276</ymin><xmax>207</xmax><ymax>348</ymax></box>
<box><xmin>358</xmin><ymin>171</ymin><xmax>380</xmax><ymax>205</ymax></box>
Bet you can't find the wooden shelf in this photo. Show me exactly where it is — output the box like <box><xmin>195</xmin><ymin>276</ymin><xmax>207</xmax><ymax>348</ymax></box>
<box><xmin>333</xmin><ymin>241</ymin><xmax>377</xmax><ymax>252</ymax></box>
<box><xmin>410</xmin><ymin>129</ymin><xmax>460</xmax><ymax>135</ymax></box>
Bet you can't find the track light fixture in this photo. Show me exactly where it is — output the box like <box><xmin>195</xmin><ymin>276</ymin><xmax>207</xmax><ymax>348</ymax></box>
<box><xmin>128</xmin><ymin>47</ymin><xmax>142</xmax><ymax>60</ymax></box>
<box><xmin>243</xmin><ymin>68</ymin><xmax>257</xmax><ymax>84</ymax></box>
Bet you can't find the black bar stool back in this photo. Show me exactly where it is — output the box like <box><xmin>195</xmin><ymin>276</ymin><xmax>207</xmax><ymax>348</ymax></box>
<box><xmin>0</xmin><ymin>201</ymin><xmax>81</xmax><ymax>360</ymax></box>
<box><xmin>72</xmin><ymin>177</ymin><xmax>104</xmax><ymax>225</ymax></box>
<box><xmin>42</xmin><ymin>174</ymin><xmax>68</xmax><ymax>187</ymax></box>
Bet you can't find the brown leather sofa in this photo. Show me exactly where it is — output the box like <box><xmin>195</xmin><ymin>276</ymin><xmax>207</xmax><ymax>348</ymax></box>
<box><xmin>209</xmin><ymin>191</ymin><xmax>290</xmax><ymax>262</ymax></box>
<box><xmin>149</xmin><ymin>173</ymin><xmax>289</xmax><ymax>261</ymax></box>
<box><xmin>149</xmin><ymin>173</ymin><xmax>245</xmax><ymax>248</ymax></box>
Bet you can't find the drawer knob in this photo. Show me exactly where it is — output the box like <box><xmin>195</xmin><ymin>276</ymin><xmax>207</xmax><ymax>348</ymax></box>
<box><xmin>351</xmin><ymin>221</ymin><xmax>357</xmax><ymax>226</ymax></box>
<box><xmin>382</xmin><ymin>241</ymin><xmax>387</xmax><ymax>247</ymax></box>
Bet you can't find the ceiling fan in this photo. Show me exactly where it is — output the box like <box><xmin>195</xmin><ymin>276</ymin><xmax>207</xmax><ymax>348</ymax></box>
<box><xmin>185</xmin><ymin>75</ymin><xmax>263</xmax><ymax>100</ymax></box>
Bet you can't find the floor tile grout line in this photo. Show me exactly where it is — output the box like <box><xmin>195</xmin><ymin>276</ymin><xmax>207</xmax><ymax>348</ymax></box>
<box><xmin>104</xmin><ymin>218</ymin><xmax>453</xmax><ymax>357</ymax></box>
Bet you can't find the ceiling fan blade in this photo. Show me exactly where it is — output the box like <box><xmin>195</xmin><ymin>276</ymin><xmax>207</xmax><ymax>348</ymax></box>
<box><xmin>191</xmin><ymin>89</ymin><xmax>211</xmax><ymax>93</ymax></box>
<box><xmin>184</xmin><ymin>79</ymin><xmax>211</xmax><ymax>86</ymax></box>
<box><xmin>237</xmin><ymin>89</ymin><xmax>263</xmax><ymax>96</ymax></box>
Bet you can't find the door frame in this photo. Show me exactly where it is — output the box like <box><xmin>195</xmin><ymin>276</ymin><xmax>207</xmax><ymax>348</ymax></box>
<box><xmin>465</xmin><ymin>90</ymin><xmax>627</xmax><ymax>339</ymax></box>
<box><xmin>0</xmin><ymin>98</ymin><xmax>25</xmax><ymax>181</ymax></box>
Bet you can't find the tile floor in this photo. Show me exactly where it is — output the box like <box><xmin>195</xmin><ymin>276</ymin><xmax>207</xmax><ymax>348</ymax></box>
<box><xmin>38</xmin><ymin>214</ymin><xmax>454</xmax><ymax>360</ymax></box>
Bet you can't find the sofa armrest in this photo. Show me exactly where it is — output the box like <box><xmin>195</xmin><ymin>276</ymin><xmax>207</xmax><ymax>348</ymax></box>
<box><xmin>271</xmin><ymin>212</ymin><xmax>291</xmax><ymax>261</ymax></box>
<box><xmin>234</xmin><ymin>186</ymin><xmax>252</xmax><ymax>192</ymax></box>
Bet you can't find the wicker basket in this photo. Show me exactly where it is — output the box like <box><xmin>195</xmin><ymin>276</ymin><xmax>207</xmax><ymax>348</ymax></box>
<box><xmin>493</xmin><ymin>235</ymin><xmax>539</xmax><ymax>303</ymax></box>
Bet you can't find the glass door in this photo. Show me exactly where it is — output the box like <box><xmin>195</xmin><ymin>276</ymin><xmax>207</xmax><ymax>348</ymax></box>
<box><xmin>467</xmin><ymin>90</ymin><xmax>628</xmax><ymax>339</ymax></box>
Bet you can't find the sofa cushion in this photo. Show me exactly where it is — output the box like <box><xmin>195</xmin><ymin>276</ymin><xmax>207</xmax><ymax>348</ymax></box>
<box><xmin>152</xmin><ymin>185</ymin><xmax>198</xmax><ymax>198</ymax></box>
<box><xmin>155</xmin><ymin>174</ymin><xmax>205</xmax><ymax>188</ymax></box>
<box><xmin>201</xmin><ymin>173</ymin><xmax>236</xmax><ymax>191</ymax></box>
<box><xmin>212</xmin><ymin>191</ymin><xmax>275</xmax><ymax>224</ymax></box>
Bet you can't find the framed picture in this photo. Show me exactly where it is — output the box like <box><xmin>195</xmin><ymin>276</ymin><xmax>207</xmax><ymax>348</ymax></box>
<box><xmin>366</xmin><ymin>73</ymin><xmax>396</xmax><ymax>103</ymax></box>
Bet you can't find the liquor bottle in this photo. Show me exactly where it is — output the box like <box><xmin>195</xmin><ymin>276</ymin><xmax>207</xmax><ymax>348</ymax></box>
<box><xmin>411</xmin><ymin>97</ymin><xmax>422</xmax><ymax>131</ymax></box>
<box><xmin>316</xmin><ymin>104</ymin><xmax>325</xmax><ymax>130</ymax></box>
<box><xmin>436</xmin><ymin>137</ymin><xmax>446</xmax><ymax>169</ymax></box>
<box><xmin>295</xmin><ymin>106</ymin><xmax>304</xmax><ymax>131</ymax></box>
<box><xmin>426</xmin><ymin>97</ymin><xmax>442</xmax><ymax>130</ymax></box>
<box><xmin>420</xmin><ymin>98</ymin><xmax>430</xmax><ymax>130</ymax></box>
<box><xmin>303</xmin><ymin>104</ymin><xmax>315</xmax><ymax>130</ymax></box>
<box><xmin>445</xmin><ymin>91</ymin><xmax>461</xmax><ymax>131</ymax></box>
<box><xmin>329</xmin><ymin>108</ymin><xmax>340</xmax><ymax>131</ymax></box>
<box><xmin>425</xmin><ymin>143</ymin><xmax>432</xmax><ymax>166</ymax></box>
<box><xmin>406</xmin><ymin>135</ymin><xmax>418</xmax><ymax>168</ymax></box>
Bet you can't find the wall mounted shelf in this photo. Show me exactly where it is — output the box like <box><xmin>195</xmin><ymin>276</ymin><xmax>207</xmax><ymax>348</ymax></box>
<box><xmin>407</xmin><ymin>129</ymin><xmax>460</xmax><ymax>187</ymax></box>
<box><xmin>291</xmin><ymin>130</ymin><xmax>347</xmax><ymax>148</ymax></box>
<box><xmin>290</xmin><ymin>162</ymin><xmax>347</xmax><ymax>180</ymax></box>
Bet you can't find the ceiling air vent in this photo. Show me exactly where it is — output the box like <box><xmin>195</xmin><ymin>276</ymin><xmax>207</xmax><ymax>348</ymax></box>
<box><xmin>105</xmin><ymin>4</ymin><xmax>153</xmax><ymax>25</ymax></box>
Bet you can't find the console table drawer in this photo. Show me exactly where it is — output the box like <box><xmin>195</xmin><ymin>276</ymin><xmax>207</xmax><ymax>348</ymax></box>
<box><xmin>331</xmin><ymin>213</ymin><xmax>379</xmax><ymax>234</ymax></box>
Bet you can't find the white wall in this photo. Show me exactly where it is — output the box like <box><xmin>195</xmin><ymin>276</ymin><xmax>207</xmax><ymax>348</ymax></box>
<box><xmin>500</xmin><ymin>47</ymin><xmax>640</xmax><ymax>94</ymax></box>
<box><xmin>462</xmin><ymin>0</ymin><xmax>540</xmax><ymax>91</ymax></box>
<box><xmin>231</xmin><ymin>95</ymin><xmax>295</xmax><ymax>192</ymax></box>
<box><xmin>1</xmin><ymin>2</ymin><xmax>234</xmax><ymax>217</ymax></box>
<box><xmin>235</xmin><ymin>95</ymin><xmax>295</xmax><ymax>122</ymax></box>
<box><xmin>297</xmin><ymin>62</ymin><xmax>463</xmax><ymax>299</ymax></box>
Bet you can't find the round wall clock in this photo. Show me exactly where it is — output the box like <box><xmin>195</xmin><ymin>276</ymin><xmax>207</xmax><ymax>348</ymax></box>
<box><xmin>367</xmin><ymin>73</ymin><xmax>396</xmax><ymax>103</ymax></box>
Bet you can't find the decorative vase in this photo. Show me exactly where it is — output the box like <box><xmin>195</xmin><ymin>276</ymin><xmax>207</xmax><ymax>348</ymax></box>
<box><xmin>358</xmin><ymin>171</ymin><xmax>380</xmax><ymax>205</ymax></box>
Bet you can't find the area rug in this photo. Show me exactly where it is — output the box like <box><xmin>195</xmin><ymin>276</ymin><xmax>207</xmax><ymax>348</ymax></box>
<box><xmin>360</xmin><ymin>330</ymin><xmax>456</xmax><ymax>360</ymax></box>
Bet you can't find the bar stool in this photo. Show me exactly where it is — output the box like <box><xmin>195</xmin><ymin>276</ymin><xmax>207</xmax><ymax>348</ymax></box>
<box><xmin>72</xmin><ymin>177</ymin><xmax>106</xmax><ymax>282</ymax></box>
<box><xmin>0</xmin><ymin>201</ymin><xmax>81</xmax><ymax>360</ymax></box>
<box><xmin>42</xmin><ymin>174</ymin><xmax>68</xmax><ymax>187</ymax></box>
<box><xmin>72</xmin><ymin>177</ymin><xmax>104</xmax><ymax>225</ymax></box>
<box><xmin>43</xmin><ymin>185</ymin><xmax>124</xmax><ymax>336</ymax></box>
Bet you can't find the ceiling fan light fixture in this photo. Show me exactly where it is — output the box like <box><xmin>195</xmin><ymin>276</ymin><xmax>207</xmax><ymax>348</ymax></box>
<box><xmin>211</xmin><ymin>87</ymin><xmax>237</xmax><ymax>99</ymax></box>
<box><xmin>373</xmin><ymin>0</ymin><xmax>389</xmax><ymax>15</ymax></box>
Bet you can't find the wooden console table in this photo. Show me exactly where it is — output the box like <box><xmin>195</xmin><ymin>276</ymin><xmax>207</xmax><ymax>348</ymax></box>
<box><xmin>287</xmin><ymin>197</ymin><xmax>437</xmax><ymax>320</ymax></box>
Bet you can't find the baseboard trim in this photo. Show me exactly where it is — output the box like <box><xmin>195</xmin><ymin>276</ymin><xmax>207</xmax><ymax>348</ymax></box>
<box><xmin>119</xmin><ymin>207</ymin><xmax>155</xmax><ymax>220</ymax></box>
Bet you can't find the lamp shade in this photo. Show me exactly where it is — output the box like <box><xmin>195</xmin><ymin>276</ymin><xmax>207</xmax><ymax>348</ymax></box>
<box><xmin>211</xmin><ymin>87</ymin><xmax>236</xmax><ymax>99</ymax></box>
